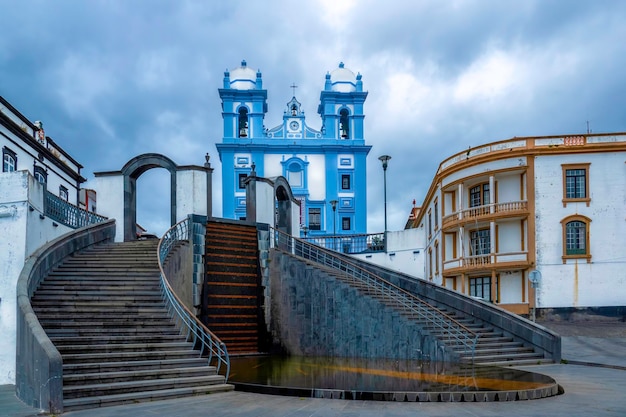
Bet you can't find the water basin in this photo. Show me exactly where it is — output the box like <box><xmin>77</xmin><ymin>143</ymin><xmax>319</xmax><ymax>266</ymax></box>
<box><xmin>228</xmin><ymin>355</ymin><xmax>560</xmax><ymax>402</ymax></box>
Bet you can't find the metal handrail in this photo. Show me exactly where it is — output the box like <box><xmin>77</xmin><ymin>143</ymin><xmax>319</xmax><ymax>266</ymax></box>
<box><xmin>271</xmin><ymin>227</ymin><xmax>478</xmax><ymax>362</ymax></box>
<box><xmin>301</xmin><ymin>232</ymin><xmax>385</xmax><ymax>254</ymax></box>
<box><xmin>44</xmin><ymin>190</ymin><xmax>107</xmax><ymax>229</ymax></box>
<box><xmin>158</xmin><ymin>218</ymin><xmax>230</xmax><ymax>379</ymax></box>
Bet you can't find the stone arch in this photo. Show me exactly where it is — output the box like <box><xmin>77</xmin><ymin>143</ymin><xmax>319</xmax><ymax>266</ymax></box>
<box><xmin>121</xmin><ymin>153</ymin><xmax>178</xmax><ymax>241</ymax></box>
<box><xmin>273</xmin><ymin>176</ymin><xmax>293</xmax><ymax>236</ymax></box>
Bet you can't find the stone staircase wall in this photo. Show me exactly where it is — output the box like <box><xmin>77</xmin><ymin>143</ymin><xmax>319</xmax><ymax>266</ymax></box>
<box><xmin>270</xmin><ymin>248</ymin><xmax>554</xmax><ymax>366</ymax></box>
<box><xmin>269</xmin><ymin>250</ymin><xmax>450</xmax><ymax>361</ymax></box>
<box><xmin>343</xmin><ymin>254</ymin><xmax>561</xmax><ymax>362</ymax></box>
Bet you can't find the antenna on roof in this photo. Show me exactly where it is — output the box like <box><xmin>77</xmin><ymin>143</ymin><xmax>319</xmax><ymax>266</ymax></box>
<box><xmin>586</xmin><ymin>120</ymin><xmax>591</xmax><ymax>134</ymax></box>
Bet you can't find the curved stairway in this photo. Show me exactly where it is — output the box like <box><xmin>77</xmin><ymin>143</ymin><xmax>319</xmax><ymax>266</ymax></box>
<box><xmin>30</xmin><ymin>239</ymin><xmax>233</xmax><ymax>411</ymax></box>
<box><xmin>294</xmin><ymin>254</ymin><xmax>549</xmax><ymax>366</ymax></box>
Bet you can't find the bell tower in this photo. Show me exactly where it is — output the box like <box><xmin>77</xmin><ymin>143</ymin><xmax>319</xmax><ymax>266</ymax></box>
<box><xmin>318</xmin><ymin>62</ymin><xmax>367</xmax><ymax>142</ymax></box>
<box><xmin>219</xmin><ymin>60</ymin><xmax>268</xmax><ymax>141</ymax></box>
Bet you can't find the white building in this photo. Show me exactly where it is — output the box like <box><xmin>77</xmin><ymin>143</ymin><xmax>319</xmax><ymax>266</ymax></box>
<box><xmin>0</xmin><ymin>96</ymin><xmax>92</xmax><ymax>384</ymax></box>
<box><xmin>410</xmin><ymin>133</ymin><xmax>626</xmax><ymax>317</ymax></box>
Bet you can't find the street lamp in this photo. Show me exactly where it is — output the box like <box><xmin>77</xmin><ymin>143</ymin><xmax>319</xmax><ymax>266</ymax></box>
<box><xmin>301</xmin><ymin>225</ymin><xmax>309</xmax><ymax>238</ymax></box>
<box><xmin>378</xmin><ymin>155</ymin><xmax>391</xmax><ymax>234</ymax></box>
<box><xmin>330</xmin><ymin>199</ymin><xmax>338</xmax><ymax>250</ymax></box>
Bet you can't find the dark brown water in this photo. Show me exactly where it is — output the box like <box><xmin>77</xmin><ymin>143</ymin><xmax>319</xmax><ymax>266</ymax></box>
<box><xmin>228</xmin><ymin>355</ymin><xmax>558</xmax><ymax>399</ymax></box>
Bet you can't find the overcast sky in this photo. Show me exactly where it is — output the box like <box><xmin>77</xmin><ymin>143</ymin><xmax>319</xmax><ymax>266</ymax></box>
<box><xmin>2</xmin><ymin>0</ymin><xmax>625</xmax><ymax>236</ymax></box>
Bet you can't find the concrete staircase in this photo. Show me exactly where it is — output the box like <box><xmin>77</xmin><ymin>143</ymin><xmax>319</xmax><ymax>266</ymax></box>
<box><xmin>203</xmin><ymin>221</ymin><xmax>265</xmax><ymax>354</ymax></box>
<box><xmin>299</xmin><ymin>257</ymin><xmax>548</xmax><ymax>366</ymax></box>
<box><xmin>31</xmin><ymin>239</ymin><xmax>232</xmax><ymax>411</ymax></box>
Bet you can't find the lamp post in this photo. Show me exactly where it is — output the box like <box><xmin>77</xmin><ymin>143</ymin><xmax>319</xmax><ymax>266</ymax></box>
<box><xmin>330</xmin><ymin>199</ymin><xmax>338</xmax><ymax>250</ymax></box>
<box><xmin>301</xmin><ymin>225</ymin><xmax>309</xmax><ymax>238</ymax></box>
<box><xmin>378</xmin><ymin>155</ymin><xmax>391</xmax><ymax>234</ymax></box>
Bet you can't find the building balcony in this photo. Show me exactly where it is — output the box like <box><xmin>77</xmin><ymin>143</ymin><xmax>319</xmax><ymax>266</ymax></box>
<box><xmin>442</xmin><ymin>251</ymin><xmax>530</xmax><ymax>275</ymax></box>
<box><xmin>441</xmin><ymin>200</ymin><xmax>528</xmax><ymax>231</ymax></box>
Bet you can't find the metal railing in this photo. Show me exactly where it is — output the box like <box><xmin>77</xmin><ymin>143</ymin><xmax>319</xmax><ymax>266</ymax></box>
<box><xmin>302</xmin><ymin>232</ymin><xmax>385</xmax><ymax>254</ymax></box>
<box><xmin>271</xmin><ymin>228</ymin><xmax>478</xmax><ymax>362</ymax></box>
<box><xmin>158</xmin><ymin>218</ymin><xmax>230</xmax><ymax>379</ymax></box>
<box><xmin>44</xmin><ymin>190</ymin><xmax>107</xmax><ymax>229</ymax></box>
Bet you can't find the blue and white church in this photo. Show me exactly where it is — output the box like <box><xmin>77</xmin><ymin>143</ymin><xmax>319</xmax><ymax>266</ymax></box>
<box><xmin>216</xmin><ymin>61</ymin><xmax>372</xmax><ymax>237</ymax></box>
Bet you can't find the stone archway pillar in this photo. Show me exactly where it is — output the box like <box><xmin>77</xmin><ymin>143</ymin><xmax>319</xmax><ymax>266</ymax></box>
<box><xmin>94</xmin><ymin>153</ymin><xmax>212</xmax><ymax>242</ymax></box>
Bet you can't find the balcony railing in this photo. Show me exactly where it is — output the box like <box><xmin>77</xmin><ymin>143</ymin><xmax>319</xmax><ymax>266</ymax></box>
<box><xmin>443</xmin><ymin>251</ymin><xmax>529</xmax><ymax>272</ymax></box>
<box><xmin>442</xmin><ymin>200</ymin><xmax>528</xmax><ymax>229</ymax></box>
<box><xmin>272</xmin><ymin>228</ymin><xmax>478</xmax><ymax>362</ymax></box>
<box><xmin>302</xmin><ymin>232</ymin><xmax>385</xmax><ymax>254</ymax></box>
<box><xmin>44</xmin><ymin>190</ymin><xmax>107</xmax><ymax>229</ymax></box>
<box><xmin>158</xmin><ymin>218</ymin><xmax>230</xmax><ymax>379</ymax></box>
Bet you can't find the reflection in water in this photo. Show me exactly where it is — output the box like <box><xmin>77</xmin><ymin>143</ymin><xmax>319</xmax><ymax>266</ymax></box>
<box><xmin>229</xmin><ymin>355</ymin><xmax>556</xmax><ymax>393</ymax></box>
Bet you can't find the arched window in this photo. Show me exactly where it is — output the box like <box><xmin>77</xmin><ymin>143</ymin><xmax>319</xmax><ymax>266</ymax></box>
<box><xmin>34</xmin><ymin>166</ymin><xmax>47</xmax><ymax>184</ymax></box>
<box><xmin>2</xmin><ymin>147</ymin><xmax>17</xmax><ymax>172</ymax></box>
<box><xmin>561</xmin><ymin>215</ymin><xmax>592</xmax><ymax>262</ymax></box>
<box><xmin>339</xmin><ymin>108</ymin><xmax>349</xmax><ymax>139</ymax></box>
<box><xmin>238</xmin><ymin>107</ymin><xmax>249</xmax><ymax>138</ymax></box>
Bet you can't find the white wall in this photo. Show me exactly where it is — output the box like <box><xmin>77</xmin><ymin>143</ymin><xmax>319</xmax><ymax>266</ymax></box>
<box><xmin>255</xmin><ymin>181</ymin><xmax>275</xmax><ymax>227</ymax></box>
<box><xmin>91</xmin><ymin>174</ymin><xmax>124</xmax><ymax>242</ymax></box>
<box><xmin>0</xmin><ymin>171</ymin><xmax>72</xmax><ymax>384</ymax></box>
<box><xmin>176</xmin><ymin>169</ymin><xmax>208</xmax><ymax>221</ymax></box>
<box><xmin>351</xmin><ymin>228</ymin><xmax>425</xmax><ymax>278</ymax></box>
<box><xmin>534</xmin><ymin>152</ymin><xmax>626</xmax><ymax>308</ymax></box>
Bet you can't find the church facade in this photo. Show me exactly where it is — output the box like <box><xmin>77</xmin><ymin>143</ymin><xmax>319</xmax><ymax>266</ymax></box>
<box><xmin>216</xmin><ymin>61</ymin><xmax>371</xmax><ymax>237</ymax></box>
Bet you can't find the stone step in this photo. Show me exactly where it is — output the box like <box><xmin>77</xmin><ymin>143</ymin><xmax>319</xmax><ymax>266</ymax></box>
<box><xmin>33</xmin><ymin>288</ymin><xmax>162</xmax><ymax>296</ymax></box>
<box><xmin>32</xmin><ymin>301</ymin><xmax>166</xmax><ymax>309</ymax></box>
<box><xmin>43</xmin><ymin>327</ymin><xmax>180</xmax><ymax>337</ymax></box>
<box><xmin>38</xmin><ymin>313</ymin><xmax>170</xmax><ymax>321</ymax></box>
<box><xmin>51</xmin><ymin>334</ymin><xmax>187</xmax><ymax>346</ymax></box>
<box><xmin>46</xmin><ymin>271</ymin><xmax>159</xmax><ymax>278</ymax></box>
<box><xmin>40</xmin><ymin>319</ymin><xmax>175</xmax><ymax>327</ymax></box>
<box><xmin>463</xmin><ymin>351</ymin><xmax>546</xmax><ymax>363</ymax></box>
<box><xmin>63</xmin><ymin>383</ymin><xmax>233</xmax><ymax>411</ymax></box>
<box><xmin>63</xmin><ymin>357</ymin><xmax>209</xmax><ymax>374</ymax></box>
<box><xmin>57</xmin><ymin>341</ymin><xmax>195</xmax><ymax>354</ymax></box>
<box><xmin>63</xmin><ymin>375</ymin><xmax>227</xmax><ymax>399</ymax></box>
<box><xmin>63</xmin><ymin>365</ymin><xmax>217</xmax><ymax>386</ymax></box>
<box><xmin>61</xmin><ymin>349</ymin><xmax>200</xmax><ymax>364</ymax></box>
<box><xmin>31</xmin><ymin>293</ymin><xmax>163</xmax><ymax>305</ymax></box>
<box><xmin>34</xmin><ymin>306</ymin><xmax>167</xmax><ymax>314</ymax></box>
<box><xmin>470</xmin><ymin>346</ymin><xmax>536</xmax><ymax>356</ymax></box>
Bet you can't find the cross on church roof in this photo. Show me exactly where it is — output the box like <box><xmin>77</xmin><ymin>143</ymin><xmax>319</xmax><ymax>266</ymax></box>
<box><xmin>290</xmin><ymin>83</ymin><xmax>298</xmax><ymax>96</ymax></box>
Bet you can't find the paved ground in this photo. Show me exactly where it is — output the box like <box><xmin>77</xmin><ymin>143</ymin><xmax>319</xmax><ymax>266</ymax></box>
<box><xmin>2</xmin><ymin>320</ymin><xmax>625</xmax><ymax>417</ymax></box>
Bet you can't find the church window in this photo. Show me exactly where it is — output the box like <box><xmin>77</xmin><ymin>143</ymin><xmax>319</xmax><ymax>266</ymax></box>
<box><xmin>341</xmin><ymin>174</ymin><xmax>351</xmax><ymax>190</ymax></box>
<box><xmin>238</xmin><ymin>173</ymin><xmax>247</xmax><ymax>190</ymax></box>
<box><xmin>287</xmin><ymin>163</ymin><xmax>303</xmax><ymax>188</ymax></box>
<box><xmin>562</xmin><ymin>163</ymin><xmax>590</xmax><ymax>206</ymax></box>
<box><xmin>342</xmin><ymin>216</ymin><xmax>351</xmax><ymax>231</ymax></box>
<box><xmin>291</xmin><ymin>104</ymin><xmax>297</xmax><ymax>116</ymax></box>
<box><xmin>2</xmin><ymin>147</ymin><xmax>17</xmax><ymax>172</ymax></box>
<box><xmin>238</xmin><ymin>107</ymin><xmax>249</xmax><ymax>138</ymax></box>
<box><xmin>34</xmin><ymin>166</ymin><xmax>47</xmax><ymax>184</ymax></box>
<box><xmin>308</xmin><ymin>208</ymin><xmax>321</xmax><ymax>230</ymax></box>
<box><xmin>339</xmin><ymin>109</ymin><xmax>349</xmax><ymax>138</ymax></box>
